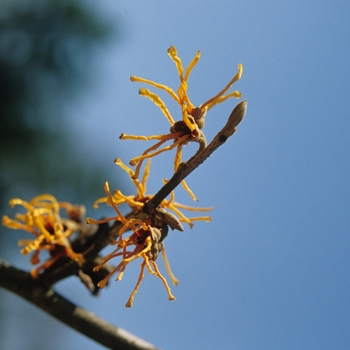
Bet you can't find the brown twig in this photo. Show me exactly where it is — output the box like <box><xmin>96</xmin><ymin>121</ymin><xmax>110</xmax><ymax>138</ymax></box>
<box><xmin>38</xmin><ymin>100</ymin><xmax>248</xmax><ymax>285</ymax></box>
<box><xmin>0</xmin><ymin>259</ymin><xmax>159</xmax><ymax>350</ymax></box>
<box><xmin>0</xmin><ymin>100</ymin><xmax>247</xmax><ymax>348</ymax></box>
<box><xmin>145</xmin><ymin>100</ymin><xmax>247</xmax><ymax>212</ymax></box>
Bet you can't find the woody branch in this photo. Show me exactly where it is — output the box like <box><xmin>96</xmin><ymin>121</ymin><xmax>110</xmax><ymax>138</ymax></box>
<box><xmin>0</xmin><ymin>100</ymin><xmax>246</xmax><ymax>348</ymax></box>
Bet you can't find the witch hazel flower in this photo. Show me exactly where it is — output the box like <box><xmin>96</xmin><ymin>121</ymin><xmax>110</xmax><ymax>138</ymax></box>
<box><xmin>87</xmin><ymin>181</ymin><xmax>176</xmax><ymax>307</ymax></box>
<box><xmin>2</xmin><ymin>194</ymin><xmax>85</xmax><ymax>278</ymax></box>
<box><xmin>93</xmin><ymin>157</ymin><xmax>213</xmax><ymax>228</ymax></box>
<box><xmin>121</xmin><ymin>46</ymin><xmax>243</xmax><ymax>201</ymax></box>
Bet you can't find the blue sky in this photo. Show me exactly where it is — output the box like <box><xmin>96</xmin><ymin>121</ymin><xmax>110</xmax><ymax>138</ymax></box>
<box><xmin>2</xmin><ymin>0</ymin><xmax>350</xmax><ymax>349</ymax></box>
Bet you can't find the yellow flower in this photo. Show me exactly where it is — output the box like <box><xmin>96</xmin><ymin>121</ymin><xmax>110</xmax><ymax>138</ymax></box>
<box><xmin>121</xmin><ymin>46</ymin><xmax>243</xmax><ymax>200</ymax></box>
<box><xmin>87</xmin><ymin>181</ymin><xmax>176</xmax><ymax>307</ymax></box>
<box><xmin>86</xmin><ymin>156</ymin><xmax>213</xmax><ymax>306</ymax></box>
<box><xmin>92</xmin><ymin>158</ymin><xmax>213</xmax><ymax>229</ymax></box>
<box><xmin>2</xmin><ymin>194</ymin><xmax>85</xmax><ymax>278</ymax></box>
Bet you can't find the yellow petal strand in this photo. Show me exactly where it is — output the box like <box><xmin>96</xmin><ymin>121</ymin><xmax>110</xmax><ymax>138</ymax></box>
<box><xmin>115</xmin><ymin>158</ymin><xmax>134</xmax><ymax>177</ymax></box>
<box><xmin>9</xmin><ymin>198</ymin><xmax>33</xmax><ymax>212</ymax></box>
<box><xmin>33</xmin><ymin>217</ymin><xmax>55</xmax><ymax>243</ymax></box>
<box><xmin>128</xmin><ymin>218</ymin><xmax>148</xmax><ymax>230</ymax></box>
<box><xmin>117</xmin><ymin>219</ymin><xmax>148</xmax><ymax>246</ymax></box>
<box><xmin>161</xmin><ymin>245</ymin><xmax>179</xmax><ymax>286</ymax></box>
<box><xmin>174</xmin><ymin>144</ymin><xmax>183</xmax><ymax>171</ymax></box>
<box><xmin>19</xmin><ymin>238</ymin><xmax>43</xmax><ymax>255</ymax></box>
<box><xmin>104</xmin><ymin>195</ymin><xmax>126</xmax><ymax>208</ymax></box>
<box><xmin>168</xmin><ymin>189</ymin><xmax>176</xmax><ymax>205</ymax></box>
<box><xmin>144</xmin><ymin>254</ymin><xmax>156</xmax><ymax>275</ymax></box>
<box><xmin>180</xmin><ymin>216</ymin><xmax>212</xmax><ymax>223</ymax></box>
<box><xmin>200</xmin><ymin>63</ymin><xmax>243</xmax><ymax>111</ymax></box>
<box><xmin>113</xmin><ymin>191</ymin><xmax>143</xmax><ymax>210</ymax></box>
<box><xmin>93</xmin><ymin>197</ymin><xmax>108</xmax><ymax>209</ymax></box>
<box><xmin>183</xmin><ymin>50</ymin><xmax>200</xmax><ymax>83</ymax></box>
<box><xmin>114</xmin><ymin>158</ymin><xmax>145</xmax><ymax>198</ymax></box>
<box><xmin>131</xmin><ymin>134</ymin><xmax>188</xmax><ymax>167</ymax></box>
<box><xmin>97</xmin><ymin>261</ymin><xmax>124</xmax><ymax>288</ymax></box>
<box><xmin>182</xmin><ymin>106</ymin><xmax>196</xmax><ymax>132</ymax></box>
<box><xmin>160</xmin><ymin>179</ymin><xmax>175</xmax><ymax>205</ymax></box>
<box><xmin>123</xmin><ymin>237</ymin><xmax>152</xmax><ymax>263</ymax></box>
<box><xmin>86</xmin><ymin>216</ymin><xmax>119</xmax><ymax>225</ymax></box>
<box><xmin>94</xmin><ymin>250</ymin><xmax>123</xmax><ymax>272</ymax></box>
<box><xmin>130</xmin><ymin>133</ymin><xmax>185</xmax><ymax>180</ymax></box>
<box><xmin>181</xmin><ymin>88</ymin><xmax>195</xmax><ymax>113</ymax></box>
<box><xmin>132</xmin><ymin>162</ymin><xmax>143</xmax><ymax>182</ymax></box>
<box><xmin>131</xmin><ymin>76</ymin><xmax>179</xmax><ymax>103</ymax></box>
<box><xmin>120</xmin><ymin>134</ymin><xmax>158</xmax><ymax>141</ymax></box>
<box><xmin>125</xmin><ymin>260</ymin><xmax>146</xmax><ymax>307</ymax></box>
<box><xmin>17</xmin><ymin>238</ymin><xmax>39</xmax><ymax>247</ymax></box>
<box><xmin>116</xmin><ymin>263</ymin><xmax>128</xmax><ymax>281</ymax></box>
<box><xmin>130</xmin><ymin>137</ymin><xmax>170</xmax><ymax>180</ymax></box>
<box><xmin>139</xmin><ymin>88</ymin><xmax>175</xmax><ymax>125</ymax></box>
<box><xmin>30</xmin><ymin>194</ymin><xmax>59</xmax><ymax>212</ymax></box>
<box><xmin>173</xmin><ymin>202</ymin><xmax>213</xmax><ymax>212</ymax></box>
<box><xmin>2</xmin><ymin>215</ymin><xmax>37</xmax><ymax>234</ymax></box>
<box><xmin>181</xmin><ymin>179</ymin><xmax>198</xmax><ymax>202</ymax></box>
<box><xmin>58</xmin><ymin>201</ymin><xmax>75</xmax><ymax>212</ymax></box>
<box><xmin>150</xmin><ymin>260</ymin><xmax>176</xmax><ymax>301</ymax></box>
<box><xmin>204</xmin><ymin>91</ymin><xmax>242</xmax><ymax>111</ymax></box>
<box><xmin>30</xmin><ymin>194</ymin><xmax>57</xmax><ymax>203</ymax></box>
<box><xmin>141</xmin><ymin>159</ymin><xmax>151</xmax><ymax>194</ymax></box>
<box><xmin>104</xmin><ymin>182</ymin><xmax>127</xmax><ymax>224</ymax></box>
<box><xmin>176</xmin><ymin>52</ymin><xmax>198</xmax><ymax>113</ymax></box>
<box><xmin>167</xmin><ymin>46</ymin><xmax>184</xmax><ymax>80</ymax></box>
<box><xmin>97</xmin><ymin>277</ymin><xmax>109</xmax><ymax>289</ymax></box>
<box><xmin>117</xmin><ymin>221</ymin><xmax>135</xmax><ymax>245</ymax></box>
<box><xmin>64</xmin><ymin>245</ymin><xmax>84</xmax><ymax>265</ymax></box>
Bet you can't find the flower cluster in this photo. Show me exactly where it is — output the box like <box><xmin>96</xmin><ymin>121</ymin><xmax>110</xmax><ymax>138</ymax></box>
<box><xmin>2</xmin><ymin>46</ymin><xmax>243</xmax><ymax>307</ymax></box>
<box><xmin>2</xmin><ymin>195</ymin><xmax>85</xmax><ymax>278</ymax></box>
<box><xmin>93</xmin><ymin>158</ymin><xmax>213</xmax><ymax>229</ymax></box>
<box><xmin>84</xmin><ymin>47</ymin><xmax>242</xmax><ymax>305</ymax></box>
<box><xmin>86</xmin><ymin>158</ymin><xmax>213</xmax><ymax>306</ymax></box>
<box><xmin>121</xmin><ymin>46</ymin><xmax>243</xmax><ymax>200</ymax></box>
<box><xmin>87</xmin><ymin>181</ymin><xmax>176</xmax><ymax>307</ymax></box>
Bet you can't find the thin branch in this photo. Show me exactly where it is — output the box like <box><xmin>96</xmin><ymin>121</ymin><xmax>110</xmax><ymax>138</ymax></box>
<box><xmin>0</xmin><ymin>100</ymin><xmax>247</xmax><ymax>348</ymax></box>
<box><xmin>37</xmin><ymin>100</ymin><xmax>248</xmax><ymax>285</ymax></box>
<box><xmin>0</xmin><ymin>259</ymin><xmax>160</xmax><ymax>350</ymax></box>
<box><xmin>145</xmin><ymin>99</ymin><xmax>247</xmax><ymax>211</ymax></box>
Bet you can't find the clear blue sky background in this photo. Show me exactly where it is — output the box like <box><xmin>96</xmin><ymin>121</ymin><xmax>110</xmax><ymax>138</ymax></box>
<box><xmin>2</xmin><ymin>0</ymin><xmax>350</xmax><ymax>349</ymax></box>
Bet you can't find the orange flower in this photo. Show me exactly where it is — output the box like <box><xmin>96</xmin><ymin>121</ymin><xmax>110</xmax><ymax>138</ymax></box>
<box><xmin>92</xmin><ymin>158</ymin><xmax>212</xmax><ymax>229</ymax></box>
<box><xmin>2</xmin><ymin>194</ymin><xmax>85</xmax><ymax>278</ymax></box>
<box><xmin>121</xmin><ymin>46</ymin><xmax>243</xmax><ymax>200</ymax></box>
<box><xmin>87</xmin><ymin>181</ymin><xmax>176</xmax><ymax>307</ymax></box>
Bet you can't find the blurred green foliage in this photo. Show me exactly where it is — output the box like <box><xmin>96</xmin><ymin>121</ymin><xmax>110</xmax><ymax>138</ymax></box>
<box><xmin>0</xmin><ymin>1</ymin><xmax>119</xmax><ymax>347</ymax></box>
<box><xmin>0</xmin><ymin>0</ymin><xmax>116</xmax><ymax>206</ymax></box>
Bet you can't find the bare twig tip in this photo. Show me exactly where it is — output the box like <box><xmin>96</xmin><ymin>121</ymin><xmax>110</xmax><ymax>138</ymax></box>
<box><xmin>219</xmin><ymin>100</ymin><xmax>247</xmax><ymax>140</ymax></box>
<box><xmin>229</xmin><ymin>100</ymin><xmax>247</xmax><ymax>128</ymax></box>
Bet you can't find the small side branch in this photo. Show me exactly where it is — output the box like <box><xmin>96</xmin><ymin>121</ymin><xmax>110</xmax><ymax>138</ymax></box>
<box><xmin>35</xmin><ymin>100</ymin><xmax>247</xmax><ymax>286</ymax></box>
<box><xmin>0</xmin><ymin>259</ymin><xmax>159</xmax><ymax>350</ymax></box>
<box><xmin>145</xmin><ymin>100</ymin><xmax>247</xmax><ymax>211</ymax></box>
